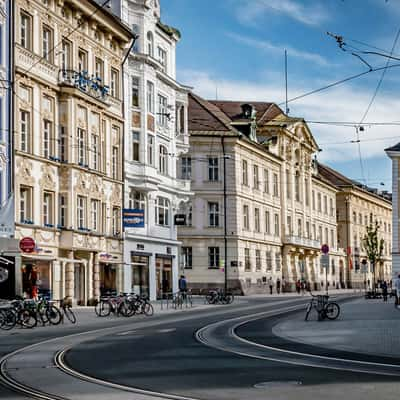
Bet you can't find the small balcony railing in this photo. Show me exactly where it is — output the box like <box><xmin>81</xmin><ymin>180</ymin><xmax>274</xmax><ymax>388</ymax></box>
<box><xmin>58</xmin><ymin>69</ymin><xmax>109</xmax><ymax>103</ymax></box>
<box><xmin>284</xmin><ymin>235</ymin><xmax>321</xmax><ymax>249</ymax></box>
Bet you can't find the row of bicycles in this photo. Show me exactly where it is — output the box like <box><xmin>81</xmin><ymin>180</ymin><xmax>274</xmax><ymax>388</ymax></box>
<box><xmin>95</xmin><ymin>292</ymin><xmax>154</xmax><ymax>317</ymax></box>
<box><xmin>0</xmin><ymin>297</ymin><xmax>76</xmax><ymax>330</ymax></box>
<box><xmin>205</xmin><ymin>290</ymin><xmax>234</xmax><ymax>305</ymax></box>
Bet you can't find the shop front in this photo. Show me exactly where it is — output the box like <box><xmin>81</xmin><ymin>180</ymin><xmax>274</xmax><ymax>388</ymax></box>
<box><xmin>156</xmin><ymin>254</ymin><xmax>174</xmax><ymax>298</ymax></box>
<box><xmin>131</xmin><ymin>252</ymin><xmax>151</xmax><ymax>296</ymax></box>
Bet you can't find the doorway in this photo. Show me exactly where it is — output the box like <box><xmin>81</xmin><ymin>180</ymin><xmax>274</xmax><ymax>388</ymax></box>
<box><xmin>100</xmin><ymin>264</ymin><xmax>117</xmax><ymax>296</ymax></box>
<box><xmin>74</xmin><ymin>263</ymin><xmax>85</xmax><ymax>305</ymax></box>
<box><xmin>131</xmin><ymin>255</ymin><xmax>149</xmax><ymax>296</ymax></box>
<box><xmin>156</xmin><ymin>257</ymin><xmax>172</xmax><ymax>298</ymax></box>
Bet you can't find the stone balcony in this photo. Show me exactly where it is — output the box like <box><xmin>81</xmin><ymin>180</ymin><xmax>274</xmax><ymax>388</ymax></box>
<box><xmin>125</xmin><ymin>163</ymin><xmax>162</xmax><ymax>191</ymax></box>
<box><xmin>284</xmin><ymin>235</ymin><xmax>321</xmax><ymax>250</ymax></box>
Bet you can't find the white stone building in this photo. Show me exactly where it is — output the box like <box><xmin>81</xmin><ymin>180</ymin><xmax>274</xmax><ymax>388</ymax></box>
<box><xmin>109</xmin><ymin>0</ymin><xmax>191</xmax><ymax>299</ymax></box>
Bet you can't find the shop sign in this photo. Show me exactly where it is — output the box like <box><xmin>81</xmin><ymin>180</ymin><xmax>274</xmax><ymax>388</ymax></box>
<box><xmin>174</xmin><ymin>214</ymin><xmax>186</xmax><ymax>225</ymax></box>
<box><xmin>19</xmin><ymin>237</ymin><xmax>36</xmax><ymax>253</ymax></box>
<box><xmin>99</xmin><ymin>253</ymin><xmax>112</xmax><ymax>262</ymax></box>
<box><xmin>123</xmin><ymin>209</ymin><xmax>144</xmax><ymax>228</ymax></box>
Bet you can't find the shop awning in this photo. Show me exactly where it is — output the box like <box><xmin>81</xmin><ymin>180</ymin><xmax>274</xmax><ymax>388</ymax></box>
<box><xmin>99</xmin><ymin>260</ymin><xmax>125</xmax><ymax>265</ymax></box>
<box><xmin>58</xmin><ymin>258</ymin><xmax>86</xmax><ymax>264</ymax></box>
<box><xmin>22</xmin><ymin>254</ymin><xmax>57</xmax><ymax>261</ymax></box>
<box><xmin>0</xmin><ymin>256</ymin><xmax>13</xmax><ymax>265</ymax></box>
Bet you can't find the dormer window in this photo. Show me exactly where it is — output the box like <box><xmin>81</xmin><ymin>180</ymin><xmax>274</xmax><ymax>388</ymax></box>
<box><xmin>241</xmin><ymin>104</ymin><xmax>254</xmax><ymax>119</ymax></box>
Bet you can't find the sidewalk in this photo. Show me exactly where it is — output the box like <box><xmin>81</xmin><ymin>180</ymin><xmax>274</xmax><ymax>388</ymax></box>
<box><xmin>247</xmin><ymin>287</ymin><xmax>359</xmax><ymax>299</ymax></box>
<box><xmin>273</xmin><ymin>296</ymin><xmax>400</xmax><ymax>358</ymax></box>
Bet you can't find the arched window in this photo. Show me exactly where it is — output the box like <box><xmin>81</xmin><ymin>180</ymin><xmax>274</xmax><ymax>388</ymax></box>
<box><xmin>132</xmin><ymin>24</ymin><xmax>140</xmax><ymax>52</ymax></box>
<box><xmin>159</xmin><ymin>145</ymin><xmax>168</xmax><ymax>175</ymax></box>
<box><xmin>147</xmin><ymin>31</ymin><xmax>154</xmax><ymax>57</ymax></box>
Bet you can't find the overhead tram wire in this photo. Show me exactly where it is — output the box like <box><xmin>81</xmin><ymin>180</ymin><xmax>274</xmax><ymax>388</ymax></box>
<box><xmin>15</xmin><ymin>0</ymin><xmax>112</xmax><ymax>85</ymax></box>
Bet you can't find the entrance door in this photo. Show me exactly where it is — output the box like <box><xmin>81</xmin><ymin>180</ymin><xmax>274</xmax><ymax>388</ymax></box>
<box><xmin>74</xmin><ymin>264</ymin><xmax>85</xmax><ymax>305</ymax></box>
<box><xmin>100</xmin><ymin>264</ymin><xmax>117</xmax><ymax>296</ymax></box>
<box><xmin>131</xmin><ymin>256</ymin><xmax>149</xmax><ymax>296</ymax></box>
<box><xmin>156</xmin><ymin>257</ymin><xmax>172</xmax><ymax>298</ymax></box>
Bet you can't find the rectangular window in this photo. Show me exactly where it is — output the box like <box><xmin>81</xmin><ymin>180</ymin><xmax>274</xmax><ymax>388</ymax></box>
<box><xmin>306</xmin><ymin>221</ymin><xmax>310</xmax><ymax>239</ymax></box>
<box><xmin>147</xmin><ymin>81</ymin><xmax>154</xmax><ymax>113</ymax></box>
<box><xmin>77</xmin><ymin>196</ymin><xmax>86</xmax><ymax>229</ymax></box>
<box><xmin>243</xmin><ymin>205</ymin><xmax>249</xmax><ymax>230</ymax></box>
<box><xmin>181</xmin><ymin>157</ymin><xmax>192</xmax><ymax>179</ymax></box>
<box><xmin>244</xmin><ymin>248</ymin><xmax>251</xmax><ymax>271</ymax></box>
<box><xmin>330</xmin><ymin>199</ymin><xmax>334</xmax><ymax>217</ymax></box>
<box><xmin>295</xmin><ymin>173</ymin><xmax>300</xmax><ymax>202</ymax></box>
<box><xmin>155</xmin><ymin>197</ymin><xmax>169</xmax><ymax>226</ymax></box>
<box><xmin>159</xmin><ymin>145</ymin><xmax>168</xmax><ymax>175</ymax></box>
<box><xmin>182</xmin><ymin>247</ymin><xmax>193</xmax><ymax>268</ymax></box>
<box><xmin>110</xmin><ymin>69</ymin><xmax>119</xmax><ymax>98</ymax></box>
<box><xmin>317</xmin><ymin>193</ymin><xmax>322</xmax><ymax>212</ymax></box>
<box><xmin>298</xmin><ymin>219</ymin><xmax>302</xmax><ymax>237</ymax></box>
<box><xmin>77</xmin><ymin>128</ymin><xmax>86</xmax><ymax>165</ymax></box>
<box><xmin>242</xmin><ymin>160</ymin><xmax>248</xmax><ymax>186</ymax></box>
<box><xmin>331</xmin><ymin>229</ymin><xmax>335</xmax><ymax>249</ymax></box>
<box><xmin>265</xmin><ymin>211</ymin><xmax>270</xmax><ymax>234</ymax></box>
<box><xmin>253</xmin><ymin>165</ymin><xmax>259</xmax><ymax>190</ymax></box>
<box><xmin>42</xmin><ymin>26</ymin><xmax>53</xmax><ymax>62</ymax></box>
<box><xmin>112</xmin><ymin>146</ymin><xmax>119</xmax><ymax>179</ymax></box>
<box><xmin>91</xmin><ymin>134</ymin><xmax>99</xmax><ymax>169</ymax></box>
<box><xmin>59</xmin><ymin>194</ymin><xmax>67</xmax><ymax>228</ymax></box>
<box><xmin>208</xmin><ymin>157</ymin><xmax>219</xmax><ymax>181</ymax></box>
<box><xmin>95</xmin><ymin>58</ymin><xmax>104</xmax><ymax>80</ymax></box>
<box><xmin>131</xmin><ymin>77</ymin><xmax>139</xmax><ymax>107</ymax></box>
<box><xmin>148</xmin><ymin>135</ymin><xmax>154</xmax><ymax>165</ymax></box>
<box><xmin>102</xmin><ymin>203</ymin><xmax>107</xmax><ymax>234</ymax></box>
<box><xmin>78</xmin><ymin>49</ymin><xmax>87</xmax><ymax>72</ymax></box>
<box><xmin>20</xmin><ymin>12</ymin><xmax>32</xmax><ymax>50</ymax></box>
<box><xmin>20</xmin><ymin>186</ymin><xmax>32</xmax><ymax>223</ymax></box>
<box><xmin>61</xmin><ymin>39</ymin><xmax>71</xmax><ymax>71</ymax></box>
<box><xmin>324</xmin><ymin>195</ymin><xmax>328</xmax><ymax>214</ymax></box>
<box><xmin>43</xmin><ymin>192</ymin><xmax>53</xmax><ymax>226</ymax></box>
<box><xmin>255</xmin><ymin>250</ymin><xmax>261</xmax><ymax>271</ymax></box>
<box><xmin>60</xmin><ymin>127</ymin><xmax>67</xmax><ymax>162</ymax></box>
<box><xmin>254</xmin><ymin>208</ymin><xmax>260</xmax><ymax>232</ymax></box>
<box><xmin>286</xmin><ymin>169</ymin><xmax>291</xmax><ymax>199</ymax></box>
<box><xmin>157</xmin><ymin>94</ymin><xmax>168</xmax><ymax>126</ymax></box>
<box><xmin>305</xmin><ymin>178</ymin><xmax>309</xmax><ymax>206</ymax></box>
<box><xmin>274</xmin><ymin>214</ymin><xmax>280</xmax><ymax>236</ymax></box>
<box><xmin>287</xmin><ymin>215</ymin><xmax>292</xmax><ymax>235</ymax></box>
<box><xmin>312</xmin><ymin>190</ymin><xmax>316</xmax><ymax>210</ymax></box>
<box><xmin>273</xmin><ymin>173</ymin><xmax>279</xmax><ymax>197</ymax></box>
<box><xmin>208</xmin><ymin>202</ymin><xmax>219</xmax><ymax>227</ymax></box>
<box><xmin>266</xmin><ymin>251</ymin><xmax>272</xmax><ymax>271</ymax></box>
<box><xmin>20</xmin><ymin>110</ymin><xmax>30</xmax><ymax>152</ymax></box>
<box><xmin>185</xmin><ymin>204</ymin><xmax>193</xmax><ymax>227</ymax></box>
<box><xmin>208</xmin><ymin>247</ymin><xmax>220</xmax><ymax>268</ymax></box>
<box><xmin>43</xmin><ymin>120</ymin><xmax>52</xmax><ymax>158</ymax></box>
<box><xmin>158</xmin><ymin>47</ymin><xmax>167</xmax><ymax>72</ymax></box>
<box><xmin>275</xmin><ymin>253</ymin><xmax>281</xmax><ymax>271</ymax></box>
<box><xmin>112</xmin><ymin>207</ymin><xmax>121</xmax><ymax>235</ymax></box>
<box><xmin>91</xmin><ymin>199</ymin><xmax>100</xmax><ymax>232</ymax></box>
<box><xmin>264</xmin><ymin>169</ymin><xmax>269</xmax><ymax>193</ymax></box>
<box><xmin>132</xmin><ymin>131</ymin><xmax>140</xmax><ymax>162</ymax></box>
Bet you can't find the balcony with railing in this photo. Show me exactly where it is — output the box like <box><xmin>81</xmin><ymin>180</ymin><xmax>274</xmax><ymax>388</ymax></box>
<box><xmin>284</xmin><ymin>235</ymin><xmax>321</xmax><ymax>249</ymax></box>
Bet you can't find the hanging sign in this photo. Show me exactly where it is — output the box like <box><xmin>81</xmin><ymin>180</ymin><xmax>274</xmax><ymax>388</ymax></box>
<box><xmin>19</xmin><ymin>237</ymin><xmax>36</xmax><ymax>253</ymax></box>
<box><xmin>123</xmin><ymin>209</ymin><xmax>144</xmax><ymax>228</ymax></box>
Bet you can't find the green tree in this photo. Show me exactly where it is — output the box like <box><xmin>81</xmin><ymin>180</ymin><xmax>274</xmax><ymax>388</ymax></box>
<box><xmin>362</xmin><ymin>221</ymin><xmax>384</xmax><ymax>295</ymax></box>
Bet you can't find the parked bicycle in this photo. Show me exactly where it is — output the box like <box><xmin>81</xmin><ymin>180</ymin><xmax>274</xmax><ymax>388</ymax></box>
<box><xmin>304</xmin><ymin>292</ymin><xmax>340</xmax><ymax>321</ymax></box>
<box><xmin>205</xmin><ymin>289</ymin><xmax>234</xmax><ymax>305</ymax></box>
<box><xmin>0</xmin><ymin>299</ymin><xmax>37</xmax><ymax>330</ymax></box>
<box><xmin>95</xmin><ymin>293</ymin><xmax>131</xmax><ymax>317</ymax></box>
<box><xmin>59</xmin><ymin>297</ymin><xmax>77</xmax><ymax>324</ymax></box>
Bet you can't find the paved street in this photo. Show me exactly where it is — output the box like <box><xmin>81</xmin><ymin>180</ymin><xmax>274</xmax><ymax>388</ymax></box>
<box><xmin>5</xmin><ymin>293</ymin><xmax>400</xmax><ymax>400</ymax></box>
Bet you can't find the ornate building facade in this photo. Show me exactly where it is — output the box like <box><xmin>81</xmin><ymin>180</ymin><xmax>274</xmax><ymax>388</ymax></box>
<box><xmin>14</xmin><ymin>0</ymin><xmax>132</xmax><ymax>304</ymax></box>
<box><xmin>108</xmin><ymin>0</ymin><xmax>191</xmax><ymax>300</ymax></box>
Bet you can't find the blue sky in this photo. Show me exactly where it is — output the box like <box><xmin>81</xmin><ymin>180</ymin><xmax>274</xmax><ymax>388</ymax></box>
<box><xmin>161</xmin><ymin>0</ymin><xmax>400</xmax><ymax>190</ymax></box>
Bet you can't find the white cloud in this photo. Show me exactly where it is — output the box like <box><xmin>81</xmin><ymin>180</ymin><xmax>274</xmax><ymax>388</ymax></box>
<box><xmin>234</xmin><ymin>0</ymin><xmax>329</xmax><ymax>27</ymax></box>
<box><xmin>179</xmin><ymin>69</ymin><xmax>400</xmax><ymax>168</ymax></box>
<box><xmin>227</xmin><ymin>32</ymin><xmax>329</xmax><ymax>66</ymax></box>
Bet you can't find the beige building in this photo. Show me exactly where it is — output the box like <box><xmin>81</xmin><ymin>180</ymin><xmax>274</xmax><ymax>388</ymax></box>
<box><xmin>179</xmin><ymin>94</ymin><xmax>343</xmax><ymax>293</ymax></box>
<box><xmin>318</xmin><ymin>164</ymin><xmax>392</xmax><ymax>288</ymax></box>
<box><xmin>14</xmin><ymin>0</ymin><xmax>132</xmax><ymax>304</ymax></box>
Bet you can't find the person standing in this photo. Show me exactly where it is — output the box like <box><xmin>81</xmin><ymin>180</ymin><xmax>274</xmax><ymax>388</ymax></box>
<box><xmin>268</xmin><ymin>277</ymin><xmax>274</xmax><ymax>295</ymax></box>
<box><xmin>295</xmin><ymin>280</ymin><xmax>301</xmax><ymax>294</ymax></box>
<box><xmin>394</xmin><ymin>274</ymin><xmax>400</xmax><ymax>307</ymax></box>
<box><xmin>382</xmin><ymin>280</ymin><xmax>388</xmax><ymax>302</ymax></box>
<box><xmin>276</xmin><ymin>278</ymin><xmax>281</xmax><ymax>294</ymax></box>
<box><xmin>178</xmin><ymin>275</ymin><xmax>187</xmax><ymax>298</ymax></box>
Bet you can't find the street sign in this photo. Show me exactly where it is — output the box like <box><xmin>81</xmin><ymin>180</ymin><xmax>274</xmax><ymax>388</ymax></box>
<box><xmin>321</xmin><ymin>254</ymin><xmax>330</xmax><ymax>268</ymax></box>
<box><xmin>0</xmin><ymin>267</ymin><xmax>8</xmax><ymax>283</ymax></box>
<box><xmin>174</xmin><ymin>214</ymin><xmax>187</xmax><ymax>226</ymax></box>
<box><xmin>321</xmin><ymin>244</ymin><xmax>330</xmax><ymax>254</ymax></box>
<box><xmin>361</xmin><ymin>259</ymin><xmax>368</xmax><ymax>273</ymax></box>
<box><xmin>19</xmin><ymin>237</ymin><xmax>35</xmax><ymax>253</ymax></box>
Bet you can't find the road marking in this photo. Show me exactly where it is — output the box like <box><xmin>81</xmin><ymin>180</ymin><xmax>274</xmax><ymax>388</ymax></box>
<box><xmin>158</xmin><ymin>328</ymin><xmax>176</xmax><ymax>333</ymax></box>
<box><xmin>116</xmin><ymin>330</ymin><xmax>137</xmax><ymax>336</ymax></box>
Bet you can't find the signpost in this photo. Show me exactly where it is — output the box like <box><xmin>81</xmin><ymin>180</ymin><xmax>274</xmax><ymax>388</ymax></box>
<box><xmin>19</xmin><ymin>237</ymin><xmax>36</xmax><ymax>253</ymax></box>
<box><xmin>321</xmin><ymin>244</ymin><xmax>330</xmax><ymax>295</ymax></box>
<box><xmin>361</xmin><ymin>259</ymin><xmax>368</xmax><ymax>292</ymax></box>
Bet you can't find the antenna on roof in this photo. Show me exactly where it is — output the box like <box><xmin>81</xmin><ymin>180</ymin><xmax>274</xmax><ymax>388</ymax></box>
<box><xmin>285</xmin><ymin>50</ymin><xmax>289</xmax><ymax>115</ymax></box>
<box><xmin>215</xmin><ymin>83</ymin><xmax>218</xmax><ymax>101</ymax></box>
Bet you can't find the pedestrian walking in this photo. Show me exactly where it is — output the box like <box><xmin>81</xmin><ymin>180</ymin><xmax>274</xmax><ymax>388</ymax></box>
<box><xmin>382</xmin><ymin>280</ymin><xmax>388</xmax><ymax>302</ymax></box>
<box><xmin>268</xmin><ymin>277</ymin><xmax>274</xmax><ymax>294</ymax></box>
<box><xmin>295</xmin><ymin>280</ymin><xmax>301</xmax><ymax>294</ymax></box>
<box><xmin>178</xmin><ymin>275</ymin><xmax>188</xmax><ymax>298</ymax></box>
<box><xmin>276</xmin><ymin>278</ymin><xmax>281</xmax><ymax>294</ymax></box>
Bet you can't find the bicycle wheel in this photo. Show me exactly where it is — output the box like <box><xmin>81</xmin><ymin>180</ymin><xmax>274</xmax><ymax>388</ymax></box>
<box><xmin>205</xmin><ymin>293</ymin><xmax>215</xmax><ymax>304</ymax></box>
<box><xmin>19</xmin><ymin>309</ymin><xmax>37</xmax><ymax>329</ymax></box>
<box><xmin>95</xmin><ymin>301</ymin><xmax>111</xmax><ymax>317</ymax></box>
<box><xmin>37</xmin><ymin>307</ymin><xmax>49</xmax><ymax>325</ymax></box>
<box><xmin>325</xmin><ymin>302</ymin><xmax>340</xmax><ymax>320</ymax></box>
<box><xmin>0</xmin><ymin>309</ymin><xmax>17</xmax><ymax>330</ymax></box>
<box><xmin>223</xmin><ymin>293</ymin><xmax>234</xmax><ymax>304</ymax></box>
<box><xmin>64</xmin><ymin>306</ymin><xmax>76</xmax><ymax>324</ymax></box>
<box><xmin>118</xmin><ymin>301</ymin><xmax>133</xmax><ymax>317</ymax></box>
<box><xmin>141</xmin><ymin>302</ymin><xmax>154</xmax><ymax>316</ymax></box>
<box><xmin>304</xmin><ymin>303</ymin><xmax>312</xmax><ymax>321</ymax></box>
<box><xmin>46</xmin><ymin>305</ymin><xmax>62</xmax><ymax>325</ymax></box>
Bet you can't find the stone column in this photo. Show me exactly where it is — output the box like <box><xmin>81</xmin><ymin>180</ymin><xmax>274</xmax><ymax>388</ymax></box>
<box><xmin>52</xmin><ymin>260</ymin><xmax>61</xmax><ymax>300</ymax></box>
<box><xmin>93</xmin><ymin>253</ymin><xmax>100</xmax><ymax>299</ymax></box>
<box><xmin>149</xmin><ymin>255</ymin><xmax>156</xmax><ymax>301</ymax></box>
<box><xmin>87</xmin><ymin>253</ymin><xmax>94</xmax><ymax>304</ymax></box>
<box><xmin>65</xmin><ymin>251</ymin><xmax>75</xmax><ymax>300</ymax></box>
<box><xmin>172</xmin><ymin>255</ymin><xmax>178</xmax><ymax>294</ymax></box>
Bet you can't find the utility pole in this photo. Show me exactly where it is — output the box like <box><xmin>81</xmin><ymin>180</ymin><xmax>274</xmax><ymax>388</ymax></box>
<box><xmin>221</xmin><ymin>137</ymin><xmax>228</xmax><ymax>293</ymax></box>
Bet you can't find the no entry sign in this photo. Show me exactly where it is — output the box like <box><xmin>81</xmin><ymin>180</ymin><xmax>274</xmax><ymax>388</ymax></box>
<box><xmin>19</xmin><ymin>237</ymin><xmax>36</xmax><ymax>253</ymax></box>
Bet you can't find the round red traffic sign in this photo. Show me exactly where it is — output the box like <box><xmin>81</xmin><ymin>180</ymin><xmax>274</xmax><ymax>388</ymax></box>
<box><xmin>19</xmin><ymin>237</ymin><xmax>36</xmax><ymax>253</ymax></box>
<box><xmin>321</xmin><ymin>244</ymin><xmax>329</xmax><ymax>254</ymax></box>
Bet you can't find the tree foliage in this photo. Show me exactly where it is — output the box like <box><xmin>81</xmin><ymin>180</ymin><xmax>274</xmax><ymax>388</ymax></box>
<box><xmin>362</xmin><ymin>221</ymin><xmax>384</xmax><ymax>266</ymax></box>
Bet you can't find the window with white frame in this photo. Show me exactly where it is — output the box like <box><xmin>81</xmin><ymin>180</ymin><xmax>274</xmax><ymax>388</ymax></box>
<box><xmin>265</xmin><ymin>210</ymin><xmax>270</xmax><ymax>234</ymax></box>
<box><xmin>155</xmin><ymin>197</ymin><xmax>169</xmax><ymax>226</ymax></box>
<box><xmin>305</xmin><ymin>178</ymin><xmax>309</xmax><ymax>206</ymax></box>
<box><xmin>91</xmin><ymin>199</ymin><xmax>100</xmax><ymax>232</ymax></box>
<box><xmin>185</xmin><ymin>204</ymin><xmax>193</xmax><ymax>226</ymax></box>
<box><xmin>287</xmin><ymin>215</ymin><xmax>292</xmax><ymax>235</ymax></box>
<box><xmin>312</xmin><ymin>190</ymin><xmax>316</xmax><ymax>210</ymax></box>
<box><xmin>20</xmin><ymin>110</ymin><xmax>30</xmax><ymax>152</ymax></box>
<box><xmin>42</xmin><ymin>26</ymin><xmax>53</xmax><ymax>62</ymax></box>
<box><xmin>274</xmin><ymin>213</ymin><xmax>280</xmax><ymax>236</ymax></box>
<box><xmin>110</xmin><ymin>69</ymin><xmax>119</xmax><ymax>98</ymax></box>
<box><xmin>275</xmin><ymin>253</ymin><xmax>281</xmax><ymax>271</ymax></box>
<box><xmin>306</xmin><ymin>221</ymin><xmax>310</xmax><ymax>239</ymax></box>
<box><xmin>286</xmin><ymin>169</ymin><xmax>291</xmax><ymax>199</ymax></box>
<box><xmin>242</xmin><ymin>160</ymin><xmax>248</xmax><ymax>185</ymax></box>
<box><xmin>20</xmin><ymin>12</ymin><xmax>32</xmax><ymax>50</ymax></box>
<box><xmin>132</xmin><ymin>131</ymin><xmax>140</xmax><ymax>162</ymax></box>
<box><xmin>20</xmin><ymin>186</ymin><xmax>32</xmax><ymax>223</ymax></box>
<box><xmin>208</xmin><ymin>202</ymin><xmax>219</xmax><ymax>227</ymax></box>
<box><xmin>298</xmin><ymin>218</ymin><xmax>302</xmax><ymax>237</ymax></box>
<box><xmin>266</xmin><ymin>251</ymin><xmax>273</xmax><ymax>271</ymax></box>
<box><xmin>255</xmin><ymin>249</ymin><xmax>261</xmax><ymax>271</ymax></box>
<box><xmin>112</xmin><ymin>146</ymin><xmax>119</xmax><ymax>179</ymax></box>
<box><xmin>77</xmin><ymin>196</ymin><xmax>86</xmax><ymax>229</ymax></box>
<box><xmin>147</xmin><ymin>81</ymin><xmax>154</xmax><ymax>113</ymax></box>
<box><xmin>295</xmin><ymin>172</ymin><xmax>300</xmax><ymax>202</ymax></box>
<box><xmin>182</xmin><ymin>247</ymin><xmax>193</xmax><ymax>268</ymax></box>
<box><xmin>181</xmin><ymin>157</ymin><xmax>192</xmax><ymax>179</ymax></box>
<box><xmin>59</xmin><ymin>194</ymin><xmax>67</xmax><ymax>228</ymax></box>
<box><xmin>78</xmin><ymin>49</ymin><xmax>87</xmax><ymax>72</ymax></box>
<box><xmin>317</xmin><ymin>193</ymin><xmax>322</xmax><ymax>212</ymax></box>
<box><xmin>157</xmin><ymin>94</ymin><xmax>168</xmax><ymax>126</ymax></box>
<box><xmin>264</xmin><ymin>169</ymin><xmax>269</xmax><ymax>193</ymax></box>
<box><xmin>91</xmin><ymin>134</ymin><xmax>99</xmax><ymax>170</ymax></box>
<box><xmin>61</xmin><ymin>39</ymin><xmax>71</xmax><ymax>71</ymax></box>
<box><xmin>273</xmin><ymin>173</ymin><xmax>279</xmax><ymax>197</ymax></box>
<box><xmin>148</xmin><ymin>135</ymin><xmax>154</xmax><ymax>165</ymax></box>
<box><xmin>146</xmin><ymin>31</ymin><xmax>154</xmax><ymax>57</ymax></box>
<box><xmin>77</xmin><ymin>128</ymin><xmax>86</xmax><ymax>165</ymax></box>
<box><xmin>43</xmin><ymin>191</ymin><xmax>53</xmax><ymax>226</ymax></box>
<box><xmin>131</xmin><ymin>77</ymin><xmax>139</xmax><ymax>107</ymax></box>
<box><xmin>244</xmin><ymin>248</ymin><xmax>251</xmax><ymax>271</ymax></box>
<box><xmin>158</xmin><ymin>47</ymin><xmax>167</xmax><ymax>72</ymax></box>
<box><xmin>112</xmin><ymin>207</ymin><xmax>121</xmax><ymax>235</ymax></box>
<box><xmin>43</xmin><ymin>120</ymin><xmax>53</xmax><ymax>158</ymax></box>
<box><xmin>59</xmin><ymin>127</ymin><xmax>67</xmax><ymax>162</ymax></box>
<box><xmin>324</xmin><ymin>195</ymin><xmax>328</xmax><ymax>214</ymax></box>
<box><xmin>95</xmin><ymin>57</ymin><xmax>104</xmax><ymax>80</ymax></box>
<box><xmin>243</xmin><ymin>205</ymin><xmax>249</xmax><ymax>230</ymax></box>
<box><xmin>159</xmin><ymin>145</ymin><xmax>168</xmax><ymax>175</ymax></box>
<box><xmin>208</xmin><ymin>247</ymin><xmax>220</xmax><ymax>268</ymax></box>
<box><xmin>129</xmin><ymin>190</ymin><xmax>146</xmax><ymax>211</ymax></box>
<box><xmin>208</xmin><ymin>157</ymin><xmax>218</xmax><ymax>181</ymax></box>
<box><xmin>254</xmin><ymin>208</ymin><xmax>260</xmax><ymax>232</ymax></box>
<box><xmin>253</xmin><ymin>165</ymin><xmax>259</xmax><ymax>190</ymax></box>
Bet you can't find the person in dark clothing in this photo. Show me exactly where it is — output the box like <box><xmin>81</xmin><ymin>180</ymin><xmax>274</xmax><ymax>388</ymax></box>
<box><xmin>382</xmin><ymin>281</ymin><xmax>388</xmax><ymax>302</ymax></box>
<box><xmin>276</xmin><ymin>278</ymin><xmax>281</xmax><ymax>294</ymax></box>
<box><xmin>295</xmin><ymin>280</ymin><xmax>301</xmax><ymax>294</ymax></box>
<box><xmin>178</xmin><ymin>275</ymin><xmax>187</xmax><ymax>298</ymax></box>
